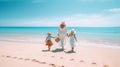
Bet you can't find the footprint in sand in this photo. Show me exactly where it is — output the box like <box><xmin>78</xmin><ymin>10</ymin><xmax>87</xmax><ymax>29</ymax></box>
<box><xmin>24</xmin><ymin>58</ymin><xmax>30</xmax><ymax>61</ymax></box>
<box><xmin>35</xmin><ymin>60</ymin><xmax>41</xmax><ymax>63</ymax></box>
<box><xmin>6</xmin><ymin>56</ymin><xmax>11</xmax><ymax>58</ymax></box>
<box><xmin>80</xmin><ymin>60</ymin><xmax>84</xmax><ymax>62</ymax></box>
<box><xmin>32</xmin><ymin>59</ymin><xmax>37</xmax><ymax>62</ymax></box>
<box><xmin>39</xmin><ymin>62</ymin><xmax>46</xmax><ymax>64</ymax></box>
<box><xmin>18</xmin><ymin>58</ymin><xmax>23</xmax><ymax>60</ymax></box>
<box><xmin>35</xmin><ymin>61</ymin><xmax>41</xmax><ymax>63</ymax></box>
<box><xmin>70</xmin><ymin>59</ymin><xmax>74</xmax><ymax>61</ymax></box>
<box><xmin>91</xmin><ymin>62</ymin><xmax>97</xmax><ymax>65</ymax></box>
<box><xmin>12</xmin><ymin>57</ymin><xmax>17</xmax><ymax>59</ymax></box>
<box><xmin>33</xmin><ymin>60</ymin><xmax>41</xmax><ymax>63</ymax></box>
<box><xmin>103</xmin><ymin>65</ymin><xmax>109</xmax><ymax>67</ymax></box>
<box><xmin>49</xmin><ymin>64</ymin><xmax>56</xmax><ymax>67</ymax></box>
<box><xmin>49</xmin><ymin>64</ymin><xmax>64</xmax><ymax>67</ymax></box>
<box><xmin>32</xmin><ymin>59</ymin><xmax>46</xmax><ymax>64</ymax></box>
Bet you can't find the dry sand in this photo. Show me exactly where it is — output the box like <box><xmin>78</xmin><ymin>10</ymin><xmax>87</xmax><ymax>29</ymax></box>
<box><xmin>0</xmin><ymin>41</ymin><xmax>120</xmax><ymax>67</ymax></box>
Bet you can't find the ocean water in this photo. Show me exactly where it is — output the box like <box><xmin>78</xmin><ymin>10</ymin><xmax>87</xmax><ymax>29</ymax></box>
<box><xmin>0</xmin><ymin>27</ymin><xmax>120</xmax><ymax>49</ymax></box>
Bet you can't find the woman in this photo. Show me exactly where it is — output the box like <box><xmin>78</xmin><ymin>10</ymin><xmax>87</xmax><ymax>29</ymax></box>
<box><xmin>58</xmin><ymin>21</ymin><xmax>68</xmax><ymax>50</ymax></box>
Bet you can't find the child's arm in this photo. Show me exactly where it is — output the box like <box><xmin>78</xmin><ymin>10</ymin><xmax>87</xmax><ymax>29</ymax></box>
<box><xmin>51</xmin><ymin>36</ymin><xmax>56</xmax><ymax>38</ymax></box>
<box><xmin>74</xmin><ymin>34</ymin><xmax>77</xmax><ymax>41</ymax></box>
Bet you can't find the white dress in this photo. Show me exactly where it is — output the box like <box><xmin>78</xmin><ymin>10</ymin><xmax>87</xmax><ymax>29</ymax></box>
<box><xmin>70</xmin><ymin>35</ymin><xmax>76</xmax><ymax>48</ymax></box>
<box><xmin>58</xmin><ymin>27</ymin><xmax>67</xmax><ymax>46</ymax></box>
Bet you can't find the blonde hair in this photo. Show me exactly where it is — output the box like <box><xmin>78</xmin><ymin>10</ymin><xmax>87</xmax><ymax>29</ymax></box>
<box><xmin>70</xmin><ymin>29</ymin><xmax>76</xmax><ymax>34</ymax></box>
<box><xmin>47</xmin><ymin>32</ymin><xmax>51</xmax><ymax>35</ymax></box>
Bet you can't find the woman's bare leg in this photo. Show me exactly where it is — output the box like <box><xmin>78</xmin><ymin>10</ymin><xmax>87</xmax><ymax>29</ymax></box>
<box><xmin>61</xmin><ymin>40</ymin><xmax>64</xmax><ymax>50</ymax></box>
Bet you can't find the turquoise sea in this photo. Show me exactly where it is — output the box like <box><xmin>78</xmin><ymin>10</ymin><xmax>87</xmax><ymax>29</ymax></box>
<box><xmin>0</xmin><ymin>27</ymin><xmax>120</xmax><ymax>49</ymax></box>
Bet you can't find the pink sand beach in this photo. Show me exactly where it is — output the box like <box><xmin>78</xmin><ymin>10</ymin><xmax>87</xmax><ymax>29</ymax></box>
<box><xmin>0</xmin><ymin>40</ymin><xmax>120</xmax><ymax>67</ymax></box>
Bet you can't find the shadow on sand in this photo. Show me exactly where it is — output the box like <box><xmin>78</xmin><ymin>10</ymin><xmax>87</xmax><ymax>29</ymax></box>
<box><xmin>42</xmin><ymin>50</ymin><xmax>50</xmax><ymax>52</ymax></box>
<box><xmin>65</xmin><ymin>50</ymin><xmax>76</xmax><ymax>54</ymax></box>
<box><xmin>51</xmin><ymin>48</ymin><xmax>64</xmax><ymax>53</ymax></box>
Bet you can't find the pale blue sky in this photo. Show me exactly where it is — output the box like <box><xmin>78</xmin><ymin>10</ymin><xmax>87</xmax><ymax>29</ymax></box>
<box><xmin>0</xmin><ymin>0</ymin><xmax>120</xmax><ymax>27</ymax></box>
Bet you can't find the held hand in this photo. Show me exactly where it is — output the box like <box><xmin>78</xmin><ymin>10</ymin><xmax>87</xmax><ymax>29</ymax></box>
<box><xmin>53</xmin><ymin>36</ymin><xmax>56</xmax><ymax>38</ymax></box>
<box><xmin>52</xmin><ymin>36</ymin><xmax>56</xmax><ymax>38</ymax></box>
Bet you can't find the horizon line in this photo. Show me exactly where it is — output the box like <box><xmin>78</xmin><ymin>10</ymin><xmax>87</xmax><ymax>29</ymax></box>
<box><xmin>0</xmin><ymin>26</ymin><xmax>120</xmax><ymax>28</ymax></box>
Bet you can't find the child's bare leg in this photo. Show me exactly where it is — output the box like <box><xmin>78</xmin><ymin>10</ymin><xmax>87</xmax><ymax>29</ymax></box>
<box><xmin>62</xmin><ymin>46</ymin><xmax>64</xmax><ymax>50</ymax></box>
<box><xmin>48</xmin><ymin>46</ymin><xmax>51</xmax><ymax>51</ymax></box>
<box><xmin>72</xmin><ymin>47</ymin><xmax>74</xmax><ymax>52</ymax></box>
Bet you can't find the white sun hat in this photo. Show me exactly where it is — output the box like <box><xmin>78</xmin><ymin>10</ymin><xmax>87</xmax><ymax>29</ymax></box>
<box><xmin>70</xmin><ymin>29</ymin><xmax>76</xmax><ymax>34</ymax></box>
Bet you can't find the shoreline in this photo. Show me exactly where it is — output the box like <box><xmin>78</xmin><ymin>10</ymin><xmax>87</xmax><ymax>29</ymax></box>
<box><xmin>0</xmin><ymin>39</ymin><xmax>120</xmax><ymax>50</ymax></box>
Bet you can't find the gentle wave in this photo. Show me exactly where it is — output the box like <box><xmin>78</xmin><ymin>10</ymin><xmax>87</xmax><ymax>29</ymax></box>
<box><xmin>0</xmin><ymin>27</ymin><xmax>120</xmax><ymax>49</ymax></box>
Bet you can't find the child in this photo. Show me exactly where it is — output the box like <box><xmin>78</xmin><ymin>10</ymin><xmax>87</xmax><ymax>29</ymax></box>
<box><xmin>68</xmin><ymin>29</ymin><xmax>77</xmax><ymax>52</ymax></box>
<box><xmin>45</xmin><ymin>32</ymin><xmax>55</xmax><ymax>51</ymax></box>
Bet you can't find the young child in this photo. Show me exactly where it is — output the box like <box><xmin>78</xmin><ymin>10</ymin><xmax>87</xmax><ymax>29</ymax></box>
<box><xmin>68</xmin><ymin>29</ymin><xmax>77</xmax><ymax>52</ymax></box>
<box><xmin>45</xmin><ymin>32</ymin><xmax>55</xmax><ymax>51</ymax></box>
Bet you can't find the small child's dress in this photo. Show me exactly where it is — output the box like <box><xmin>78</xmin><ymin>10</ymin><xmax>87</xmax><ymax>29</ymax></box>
<box><xmin>70</xmin><ymin>34</ymin><xmax>76</xmax><ymax>48</ymax></box>
<box><xmin>46</xmin><ymin>36</ymin><xmax>53</xmax><ymax>46</ymax></box>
